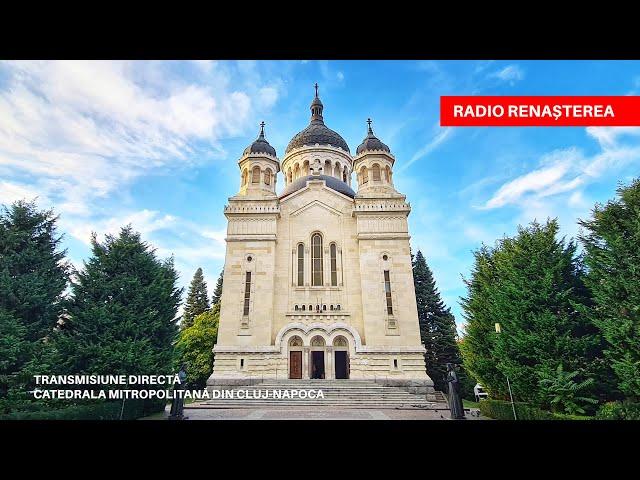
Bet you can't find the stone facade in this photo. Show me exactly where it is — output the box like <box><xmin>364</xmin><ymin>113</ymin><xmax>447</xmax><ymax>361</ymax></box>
<box><xmin>208</xmin><ymin>91</ymin><xmax>434</xmax><ymax>397</ymax></box>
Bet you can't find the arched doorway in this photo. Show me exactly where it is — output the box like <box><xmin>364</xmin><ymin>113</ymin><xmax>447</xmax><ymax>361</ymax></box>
<box><xmin>333</xmin><ymin>335</ymin><xmax>350</xmax><ymax>379</ymax></box>
<box><xmin>310</xmin><ymin>335</ymin><xmax>325</xmax><ymax>379</ymax></box>
<box><xmin>288</xmin><ymin>336</ymin><xmax>303</xmax><ymax>379</ymax></box>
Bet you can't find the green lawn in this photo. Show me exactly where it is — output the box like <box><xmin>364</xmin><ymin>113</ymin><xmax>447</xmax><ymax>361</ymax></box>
<box><xmin>463</xmin><ymin>399</ymin><xmax>481</xmax><ymax>409</ymax></box>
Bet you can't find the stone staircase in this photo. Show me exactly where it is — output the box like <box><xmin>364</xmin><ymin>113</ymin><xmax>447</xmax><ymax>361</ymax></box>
<box><xmin>188</xmin><ymin>379</ymin><xmax>448</xmax><ymax>410</ymax></box>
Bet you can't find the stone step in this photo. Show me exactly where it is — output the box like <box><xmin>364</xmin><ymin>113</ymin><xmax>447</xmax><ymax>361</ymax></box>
<box><xmin>198</xmin><ymin>380</ymin><xmax>445</xmax><ymax>410</ymax></box>
<box><xmin>190</xmin><ymin>402</ymin><xmax>444</xmax><ymax>410</ymax></box>
<box><xmin>212</xmin><ymin>388</ymin><xmax>419</xmax><ymax>394</ymax></box>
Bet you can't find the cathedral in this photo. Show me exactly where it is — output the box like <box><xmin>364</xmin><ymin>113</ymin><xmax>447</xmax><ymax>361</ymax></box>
<box><xmin>208</xmin><ymin>86</ymin><xmax>434</xmax><ymax>396</ymax></box>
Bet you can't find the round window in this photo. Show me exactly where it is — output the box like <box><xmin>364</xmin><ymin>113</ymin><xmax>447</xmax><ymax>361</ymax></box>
<box><xmin>382</xmin><ymin>254</ymin><xmax>388</xmax><ymax>261</ymax></box>
<box><xmin>247</xmin><ymin>256</ymin><xmax>253</xmax><ymax>262</ymax></box>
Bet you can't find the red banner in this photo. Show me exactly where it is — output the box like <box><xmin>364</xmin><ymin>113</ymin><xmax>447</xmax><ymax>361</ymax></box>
<box><xmin>440</xmin><ymin>96</ymin><xmax>640</xmax><ymax>126</ymax></box>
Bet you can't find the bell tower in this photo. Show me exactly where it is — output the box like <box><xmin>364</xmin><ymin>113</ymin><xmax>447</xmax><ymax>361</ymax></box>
<box><xmin>238</xmin><ymin>122</ymin><xmax>280</xmax><ymax>197</ymax></box>
<box><xmin>353</xmin><ymin>118</ymin><xmax>396</xmax><ymax>194</ymax></box>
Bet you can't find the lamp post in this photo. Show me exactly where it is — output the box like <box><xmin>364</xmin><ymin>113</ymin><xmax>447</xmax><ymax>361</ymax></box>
<box><xmin>495</xmin><ymin>322</ymin><xmax>517</xmax><ymax>420</ymax></box>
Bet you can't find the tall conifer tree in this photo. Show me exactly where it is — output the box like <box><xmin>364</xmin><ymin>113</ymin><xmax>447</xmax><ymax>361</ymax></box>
<box><xmin>59</xmin><ymin>226</ymin><xmax>182</xmax><ymax>379</ymax></box>
<box><xmin>412</xmin><ymin>250</ymin><xmax>462</xmax><ymax>391</ymax></box>
<box><xmin>461</xmin><ymin>220</ymin><xmax>608</xmax><ymax>409</ymax></box>
<box><xmin>579</xmin><ymin>178</ymin><xmax>640</xmax><ymax>399</ymax></box>
<box><xmin>182</xmin><ymin>267</ymin><xmax>210</xmax><ymax>329</ymax></box>
<box><xmin>211</xmin><ymin>268</ymin><xmax>224</xmax><ymax>306</ymax></box>
<box><xmin>0</xmin><ymin>200</ymin><xmax>68</xmax><ymax>413</ymax></box>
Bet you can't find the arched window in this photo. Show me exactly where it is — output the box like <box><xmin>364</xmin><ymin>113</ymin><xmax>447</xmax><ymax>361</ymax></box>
<box><xmin>297</xmin><ymin>243</ymin><xmax>304</xmax><ymax>286</ymax></box>
<box><xmin>294</xmin><ymin>305</ymin><xmax>299</xmax><ymax>311</ymax></box>
<box><xmin>243</xmin><ymin>272</ymin><xmax>252</xmax><ymax>316</ymax></box>
<box><xmin>360</xmin><ymin>166</ymin><xmax>368</xmax><ymax>184</ymax></box>
<box><xmin>287</xmin><ymin>169</ymin><xmax>292</xmax><ymax>184</ymax></box>
<box><xmin>303</xmin><ymin>161</ymin><xmax>310</xmax><ymax>176</ymax></box>
<box><xmin>324</xmin><ymin>160</ymin><xmax>331</xmax><ymax>175</ymax></box>
<box><xmin>343</xmin><ymin>166</ymin><xmax>348</xmax><ymax>183</ymax></box>
<box><xmin>252</xmin><ymin>166</ymin><xmax>260</xmax><ymax>184</ymax></box>
<box><xmin>385</xmin><ymin>166</ymin><xmax>390</xmax><ymax>182</ymax></box>
<box><xmin>333</xmin><ymin>336</ymin><xmax>348</xmax><ymax>347</ymax></box>
<box><xmin>241</xmin><ymin>169</ymin><xmax>248</xmax><ymax>186</ymax></box>
<box><xmin>384</xmin><ymin>270</ymin><xmax>393</xmax><ymax>315</ymax></box>
<box><xmin>302</xmin><ymin>305</ymin><xmax>306</xmax><ymax>311</ymax></box>
<box><xmin>264</xmin><ymin>169</ymin><xmax>271</xmax><ymax>185</ymax></box>
<box><xmin>333</xmin><ymin>163</ymin><xmax>340</xmax><ymax>178</ymax></box>
<box><xmin>309</xmin><ymin>304</ymin><xmax>313</xmax><ymax>311</ymax></box>
<box><xmin>330</xmin><ymin>243</ymin><xmax>337</xmax><ymax>286</ymax></box>
<box><xmin>372</xmin><ymin>164</ymin><xmax>381</xmax><ymax>181</ymax></box>
<box><xmin>294</xmin><ymin>164</ymin><xmax>300</xmax><ymax>180</ymax></box>
<box><xmin>311</xmin><ymin>233</ymin><xmax>323</xmax><ymax>286</ymax></box>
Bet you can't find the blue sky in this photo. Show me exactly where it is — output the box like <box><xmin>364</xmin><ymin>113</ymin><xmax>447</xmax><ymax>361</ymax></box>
<box><xmin>1</xmin><ymin>60</ymin><xmax>640</xmax><ymax>330</ymax></box>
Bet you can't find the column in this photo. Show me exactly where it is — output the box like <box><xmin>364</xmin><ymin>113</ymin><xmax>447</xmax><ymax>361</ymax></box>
<box><xmin>303</xmin><ymin>347</ymin><xmax>310</xmax><ymax>379</ymax></box>
<box><xmin>326</xmin><ymin>346</ymin><xmax>334</xmax><ymax>380</ymax></box>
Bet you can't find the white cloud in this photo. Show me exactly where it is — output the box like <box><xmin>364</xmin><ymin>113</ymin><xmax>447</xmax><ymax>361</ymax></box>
<box><xmin>257</xmin><ymin>86</ymin><xmax>278</xmax><ymax>109</ymax></box>
<box><xmin>62</xmin><ymin>209</ymin><xmax>177</xmax><ymax>246</ymax></box>
<box><xmin>568</xmin><ymin>190</ymin><xmax>589</xmax><ymax>209</ymax></box>
<box><xmin>0</xmin><ymin>60</ymin><xmax>279</xmax><ymax>218</ymax></box>
<box><xmin>400</xmin><ymin>127</ymin><xmax>453</xmax><ymax>171</ymax></box>
<box><xmin>0</xmin><ymin>180</ymin><xmax>46</xmax><ymax>205</ymax></box>
<box><xmin>483</xmin><ymin>128</ymin><xmax>640</xmax><ymax>210</ymax></box>
<box><xmin>489</xmin><ymin>64</ymin><xmax>524</xmax><ymax>85</ymax></box>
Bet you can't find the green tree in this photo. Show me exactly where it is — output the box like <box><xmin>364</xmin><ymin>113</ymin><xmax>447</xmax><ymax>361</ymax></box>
<box><xmin>58</xmin><ymin>226</ymin><xmax>182</xmax><ymax>382</ymax></box>
<box><xmin>412</xmin><ymin>250</ymin><xmax>462</xmax><ymax>392</ymax></box>
<box><xmin>538</xmin><ymin>364</ymin><xmax>598</xmax><ymax>415</ymax></box>
<box><xmin>456</xmin><ymin>339</ymin><xmax>478</xmax><ymax>400</ymax></box>
<box><xmin>460</xmin><ymin>245</ymin><xmax>506</xmax><ymax>398</ymax></box>
<box><xmin>175</xmin><ymin>303</ymin><xmax>219</xmax><ymax>389</ymax></box>
<box><xmin>461</xmin><ymin>219</ymin><xmax>607</xmax><ymax>408</ymax></box>
<box><xmin>0</xmin><ymin>201</ymin><xmax>68</xmax><ymax>340</ymax></box>
<box><xmin>211</xmin><ymin>268</ymin><xmax>224</xmax><ymax>306</ymax></box>
<box><xmin>182</xmin><ymin>267</ymin><xmax>210</xmax><ymax>329</ymax></box>
<box><xmin>579</xmin><ymin>178</ymin><xmax>640</xmax><ymax>399</ymax></box>
<box><xmin>0</xmin><ymin>200</ymin><xmax>68</xmax><ymax>414</ymax></box>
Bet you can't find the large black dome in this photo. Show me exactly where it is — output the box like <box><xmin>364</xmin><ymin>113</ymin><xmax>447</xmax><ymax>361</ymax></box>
<box><xmin>285</xmin><ymin>122</ymin><xmax>350</xmax><ymax>154</ymax></box>
<box><xmin>279</xmin><ymin>174</ymin><xmax>356</xmax><ymax>199</ymax></box>
<box><xmin>285</xmin><ymin>88</ymin><xmax>350</xmax><ymax>154</ymax></box>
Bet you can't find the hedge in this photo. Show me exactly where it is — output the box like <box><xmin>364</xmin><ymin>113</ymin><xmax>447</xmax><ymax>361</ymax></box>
<box><xmin>0</xmin><ymin>399</ymin><xmax>166</xmax><ymax>420</ymax></box>
<box><xmin>596</xmin><ymin>401</ymin><xmax>640</xmax><ymax>420</ymax></box>
<box><xmin>478</xmin><ymin>399</ymin><xmax>594</xmax><ymax>420</ymax></box>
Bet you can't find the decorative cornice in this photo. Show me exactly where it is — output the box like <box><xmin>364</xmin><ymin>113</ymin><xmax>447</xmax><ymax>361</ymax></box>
<box><xmin>282</xmin><ymin>143</ymin><xmax>353</xmax><ymax>165</ymax></box>
<box><xmin>226</xmin><ymin>234</ymin><xmax>277</xmax><ymax>242</ymax></box>
<box><xmin>224</xmin><ymin>204</ymin><xmax>280</xmax><ymax>215</ymax></box>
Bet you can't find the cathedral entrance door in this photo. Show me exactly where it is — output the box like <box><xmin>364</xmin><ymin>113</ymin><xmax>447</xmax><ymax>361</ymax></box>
<box><xmin>334</xmin><ymin>351</ymin><xmax>349</xmax><ymax>379</ymax></box>
<box><xmin>289</xmin><ymin>351</ymin><xmax>302</xmax><ymax>379</ymax></box>
<box><xmin>310</xmin><ymin>351</ymin><xmax>325</xmax><ymax>379</ymax></box>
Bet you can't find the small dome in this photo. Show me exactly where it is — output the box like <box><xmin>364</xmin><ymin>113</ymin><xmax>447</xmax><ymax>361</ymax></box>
<box><xmin>280</xmin><ymin>174</ymin><xmax>356</xmax><ymax>199</ymax></box>
<box><xmin>243</xmin><ymin>122</ymin><xmax>277</xmax><ymax>157</ymax></box>
<box><xmin>356</xmin><ymin>119</ymin><xmax>390</xmax><ymax>155</ymax></box>
<box><xmin>285</xmin><ymin>85</ymin><xmax>350</xmax><ymax>155</ymax></box>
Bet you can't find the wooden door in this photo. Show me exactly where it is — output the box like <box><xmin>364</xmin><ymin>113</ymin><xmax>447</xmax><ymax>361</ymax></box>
<box><xmin>289</xmin><ymin>351</ymin><xmax>302</xmax><ymax>379</ymax></box>
<box><xmin>335</xmin><ymin>351</ymin><xmax>349</xmax><ymax>379</ymax></box>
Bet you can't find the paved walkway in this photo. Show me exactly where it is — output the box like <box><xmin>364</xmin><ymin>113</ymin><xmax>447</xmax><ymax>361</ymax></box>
<box><xmin>142</xmin><ymin>404</ymin><xmax>486</xmax><ymax>420</ymax></box>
